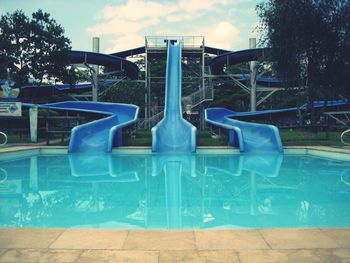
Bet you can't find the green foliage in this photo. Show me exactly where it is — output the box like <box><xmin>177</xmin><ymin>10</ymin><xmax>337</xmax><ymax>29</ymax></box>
<box><xmin>37</xmin><ymin>109</ymin><xmax>59</xmax><ymax>116</ymax></box>
<box><xmin>257</xmin><ymin>0</ymin><xmax>350</xmax><ymax>103</ymax></box>
<box><xmin>100</xmin><ymin>80</ymin><xmax>146</xmax><ymax>107</ymax></box>
<box><xmin>124</xmin><ymin>129</ymin><xmax>228</xmax><ymax>146</ymax></box>
<box><xmin>196</xmin><ymin>130</ymin><xmax>227</xmax><ymax>146</ymax></box>
<box><xmin>280</xmin><ymin>130</ymin><xmax>342</xmax><ymax>146</ymax></box>
<box><xmin>0</xmin><ymin>10</ymin><xmax>30</xmax><ymax>85</ymax></box>
<box><xmin>0</xmin><ymin>9</ymin><xmax>73</xmax><ymax>86</ymax></box>
<box><xmin>210</xmin><ymin>82</ymin><xmax>249</xmax><ymax>111</ymax></box>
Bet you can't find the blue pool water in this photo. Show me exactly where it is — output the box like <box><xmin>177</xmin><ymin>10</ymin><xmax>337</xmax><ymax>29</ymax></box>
<box><xmin>0</xmin><ymin>151</ymin><xmax>350</xmax><ymax>229</ymax></box>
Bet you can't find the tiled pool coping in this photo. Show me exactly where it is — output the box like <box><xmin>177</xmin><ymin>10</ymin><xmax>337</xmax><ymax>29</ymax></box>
<box><xmin>0</xmin><ymin>228</ymin><xmax>349</xmax><ymax>262</ymax></box>
<box><xmin>1</xmin><ymin>145</ymin><xmax>350</xmax><ymax>161</ymax></box>
<box><xmin>0</xmin><ymin>145</ymin><xmax>350</xmax><ymax>262</ymax></box>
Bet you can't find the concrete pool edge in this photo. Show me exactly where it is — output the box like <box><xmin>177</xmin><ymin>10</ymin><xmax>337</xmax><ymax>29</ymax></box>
<box><xmin>0</xmin><ymin>227</ymin><xmax>349</xmax><ymax>262</ymax></box>
<box><xmin>1</xmin><ymin>145</ymin><xmax>350</xmax><ymax>159</ymax></box>
<box><xmin>1</xmin><ymin>145</ymin><xmax>350</xmax><ymax>153</ymax></box>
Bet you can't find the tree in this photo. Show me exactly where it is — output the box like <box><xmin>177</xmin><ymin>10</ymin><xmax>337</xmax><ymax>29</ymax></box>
<box><xmin>29</xmin><ymin>10</ymin><xmax>71</xmax><ymax>85</ymax></box>
<box><xmin>257</xmin><ymin>0</ymin><xmax>350</xmax><ymax>123</ymax></box>
<box><xmin>0</xmin><ymin>10</ymin><xmax>30</xmax><ymax>86</ymax></box>
<box><xmin>0</xmin><ymin>9</ymin><xmax>73</xmax><ymax>88</ymax></box>
<box><xmin>100</xmin><ymin>81</ymin><xmax>146</xmax><ymax>112</ymax></box>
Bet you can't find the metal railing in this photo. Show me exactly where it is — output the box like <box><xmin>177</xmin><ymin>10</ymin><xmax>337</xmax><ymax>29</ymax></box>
<box><xmin>138</xmin><ymin>83</ymin><xmax>214</xmax><ymax>129</ymax></box>
<box><xmin>341</xmin><ymin>129</ymin><xmax>350</xmax><ymax>146</ymax></box>
<box><xmin>145</xmin><ymin>36</ymin><xmax>204</xmax><ymax>49</ymax></box>
<box><xmin>0</xmin><ymin>132</ymin><xmax>7</xmax><ymax>146</ymax></box>
<box><xmin>183</xmin><ymin>85</ymin><xmax>213</xmax><ymax>109</ymax></box>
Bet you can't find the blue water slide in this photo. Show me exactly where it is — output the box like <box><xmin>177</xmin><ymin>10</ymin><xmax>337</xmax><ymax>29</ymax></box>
<box><xmin>69</xmin><ymin>51</ymin><xmax>139</xmax><ymax>79</ymax></box>
<box><xmin>228</xmin><ymin>99</ymin><xmax>349</xmax><ymax>118</ymax></box>
<box><xmin>210</xmin><ymin>48</ymin><xmax>267</xmax><ymax>75</ymax></box>
<box><xmin>110</xmin><ymin>47</ymin><xmax>145</xmax><ymax>58</ymax></box>
<box><xmin>208</xmin><ymin>48</ymin><xmax>292</xmax><ymax>87</ymax></box>
<box><xmin>205</xmin><ymin>108</ymin><xmax>283</xmax><ymax>153</ymax></box>
<box><xmin>23</xmin><ymin>101</ymin><xmax>139</xmax><ymax>153</ymax></box>
<box><xmin>20</xmin><ymin>83</ymin><xmax>92</xmax><ymax>99</ymax></box>
<box><xmin>19</xmin><ymin>50</ymin><xmax>140</xmax><ymax>99</ymax></box>
<box><xmin>151</xmin><ymin>42</ymin><xmax>197</xmax><ymax>153</ymax></box>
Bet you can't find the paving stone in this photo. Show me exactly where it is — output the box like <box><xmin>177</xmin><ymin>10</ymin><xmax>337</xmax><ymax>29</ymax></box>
<box><xmin>77</xmin><ymin>250</ymin><xmax>159</xmax><ymax>263</ymax></box>
<box><xmin>0</xmin><ymin>249</ymin><xmax>81</xmax><ymax>263</ymax></box>
<box><xmin>321</xmin><ymin>229</ymin><xmax>350</xmax><ymax>248</ymax></box>
<box><xmin>195</xmin><ymin>230</ymin><xmax>269</xmax><ymax>250</ymax></box>
<box><xmin>123</xmin><ymin>230</ymin><xmax>195</xmax><ymax>250</ymax></box>
<box><xmin>159</xmin><ymin>250</ymin><xmax>240</xmax><ymax>263</ymax></box>
<box><xmin>284</xmin><ymin>249</ymin><xmax>350</xmax><ymax>263</ymax></box>
<box><xmin>239</xmin><ymin>249</ymin><xmax>350</xmax><ymax>263</ymax></box>
<box><xmin>50</xmin><ymin>229</ymin><xmax>128</xmax><ymax>250</ymax></box>
<box><xmin>238</xmin><ymin>249</ymin><xmax>297</xmax><ymax>263</ymax></box>
<box><xmin>259</xmin><ymin>229</ymin><xmax>338</xmax><ymax>249</ymax></box>
<box><xmin>0</xmin><ymin>229</ymin><xmax>64</xmax><ymax>249</ymax></box>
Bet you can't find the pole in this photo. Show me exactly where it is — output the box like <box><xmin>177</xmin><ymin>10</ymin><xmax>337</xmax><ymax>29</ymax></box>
<box><xmin>92</xmin><ymin>37</ymin><xmax>100</xmax><ymax>101</ymax></box>
<box><xmin>249</xmin><ymin>38</ymin><xmax>257</xmax><ymax>112</ymax></box>
<box><xmin>200</xmin><ymin>37</ymin><xmax>205</xmax><ymax>130</ymax></box>
<box><xmin>29</xmin><ymin>106</ymin><xmax>38</xmax><ymax>142</ymax></box>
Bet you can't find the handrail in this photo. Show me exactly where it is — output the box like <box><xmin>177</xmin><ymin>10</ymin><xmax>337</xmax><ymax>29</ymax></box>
<box><xmin>0</xmin><ymin>132</ymin><xmax>7</xmax><ymax>146</ymax></box>
<box><xmin>340</xmin><ymin>129</ymin><xmax>350</xmax><ymax>146</ymax></box>
<box><xmin>138</xmin><ymin>84</ymin><xmax>214</xmax><ymax>129</ymax></box>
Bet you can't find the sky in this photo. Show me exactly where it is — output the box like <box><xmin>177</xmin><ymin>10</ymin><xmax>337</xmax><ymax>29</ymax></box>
<box><xmin>0</xmin><ymin>0</ymin><xmax>261</xmax><ymax>54</ymax></box>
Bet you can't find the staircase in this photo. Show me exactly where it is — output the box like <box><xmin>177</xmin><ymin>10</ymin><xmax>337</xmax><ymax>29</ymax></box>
<box><xmin>138</xmin><ymin>66</ymin><xmax>214</xmax><ymax>129</ymax></box>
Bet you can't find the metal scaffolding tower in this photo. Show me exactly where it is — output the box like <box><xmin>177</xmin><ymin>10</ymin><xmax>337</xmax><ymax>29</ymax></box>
<box><xmin>142</xmin><ymin>36</ymin><xmax>213</xmax><ymax>129</ymax></box>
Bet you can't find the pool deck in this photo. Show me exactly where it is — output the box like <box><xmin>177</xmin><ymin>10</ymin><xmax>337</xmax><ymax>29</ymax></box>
<box><xmin>0</xmin><ymin>228</ymin><xmax>350</xmax><ymax>262</ymax></box>
<box><xmin>1</xmin><ymin>145</ymin><xmax>350</xmax><ymax>262</ymax></box>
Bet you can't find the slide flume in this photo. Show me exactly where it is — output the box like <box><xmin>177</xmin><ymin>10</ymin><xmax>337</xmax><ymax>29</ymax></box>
<box><xmin>205</xmin><ymin>108</ymin><xmax>283</xmax><ymax>153</ymax></box>
<box><xmin>24</xmin><ymin>101</ymin><xmax>139</xmax><ymax>153</ymax></box>
<box><xmin>152</xmin><ymin>42</ymin><xmax>196</xmax><ymax>153</ymax></box>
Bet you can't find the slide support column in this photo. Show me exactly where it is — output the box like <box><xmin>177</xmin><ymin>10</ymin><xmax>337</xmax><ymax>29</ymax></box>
<box><xmin>92</xmin><ymin>37</ymin><xmax>100</xmax><ymax>102</ymax></box>
<box><xmin>249</xmin><ymin>38</ymin><xmax>257</xmax><ymax>112</ymax></box>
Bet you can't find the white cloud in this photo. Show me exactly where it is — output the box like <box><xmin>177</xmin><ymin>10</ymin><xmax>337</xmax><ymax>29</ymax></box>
<box><xmin>86</xmin><ymin>0</ymin><xmax>255</xmax><ymax>52</ymax></box>
<box><xmin>104</xmin><ymin>34</ymin><xmax>145</xmax><ymax>53</ymax></box>
<box><xmin>178</xmin><ymin>0</ymin><xmax>229</xmax><ymax>14</ymax></box>
<box><xmin>229</xmin><ymin>7</ymin><xmax>256</xmax><ymax>17</ymax></box>
<box><xmin>198</xmin><ymin>21</ymin><xmax>241</xmax><ymax>50</ymax></box>
<box><xmin>96</xmin><ymin>0</ymin><xmax>176</xmax><ymax>21</ymax></box>
<box><xmin>87</xmin><ymin>0</ymin><xmax>178</xmax><ymax>51</ymax></box>
<box><xmin>87</xmin><ymin>17</ymin><xmax>145</xmax><ymax>36</ymax></box>
<box><xmin>166</xmin><ymin>15</ymin><xmax>182</xmax><ymax>23</ymax></box>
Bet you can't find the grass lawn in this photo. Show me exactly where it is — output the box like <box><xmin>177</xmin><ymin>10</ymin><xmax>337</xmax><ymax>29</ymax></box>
<box><xmin>5</xmin><ymin>133</ymin><xmax>68</xmax><ymax>145</ymax></box>
<box><xmin>280</xmin><ymin>129</ymin><xmax>343</xmax><ymax>146</ymax></box>
<box><xmin>5</xmin><ymin>133</ymin><xmax>46</xmax><ymax>144</ymax></box>
<box><xmin>124</xmin><ymin>130</ymin><xmax>228</xmax><ymax>146</ymax></box>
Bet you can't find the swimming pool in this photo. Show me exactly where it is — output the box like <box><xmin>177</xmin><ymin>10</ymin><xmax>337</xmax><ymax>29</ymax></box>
<box><xmin>0</xmin><ymin>148</ymin><xmax>350</xmax><ymax>229</ymax></box>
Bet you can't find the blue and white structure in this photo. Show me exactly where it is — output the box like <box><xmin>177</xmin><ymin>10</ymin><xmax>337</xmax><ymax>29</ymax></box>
<box><xmin>151</xmin><ymin>42</ymin><xmax>197</xmax><ymax>153</ymax></box>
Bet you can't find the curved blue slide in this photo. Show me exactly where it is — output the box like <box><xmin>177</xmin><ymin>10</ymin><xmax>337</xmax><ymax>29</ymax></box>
<box><xmin>20</xmin><ymin>50</ymin><xmax>140</xmax><ymax>99</ymax></box>
<box><xmin>205</xmin><ymin>108</ymin><xmax>283</xmax><ymax>153</ymax></box>
<box><xmin>152</xmin><ymin>42</ymin><xmax>196</xmax><ymax>153</ymax></box>
<box><xmin>209</xmin><ymin>48</ymin><xmax>292</xmax><ymax>87</ymax></box>
<box><xmin>69</xmin><ymin>51</ymin><xmax>139</xmax><ymax>79</ymax></box>
<box><xmin>24</xmin><ymin>101</ymin><xmax>139</xmax><ymax>153</ymax></box>
<box><xmin>206</xmin><ymin>47</ymin><xmax>284</xmax><ymax>153</ymax></box>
